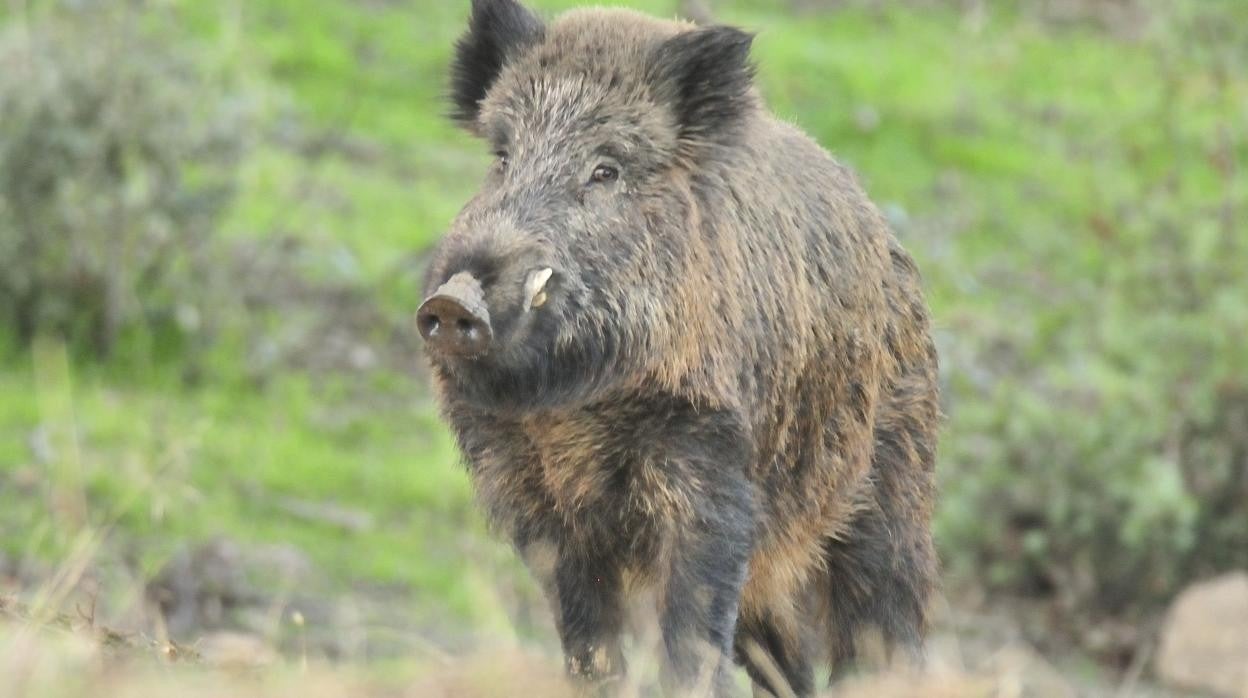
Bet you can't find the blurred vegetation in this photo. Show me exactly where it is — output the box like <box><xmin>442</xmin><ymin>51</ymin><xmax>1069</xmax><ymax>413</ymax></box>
<box><xmin>0</xmin><ymin>0</ymin><xmax>1245</xmax><ymax>673</ymax></box>
<box><xmin>0</xmin><ymin>5</ymin><xmax>248</xmax><ymax>360</ymax></box>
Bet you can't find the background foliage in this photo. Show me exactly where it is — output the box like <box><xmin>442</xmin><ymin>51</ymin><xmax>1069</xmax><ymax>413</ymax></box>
<box><xmin>0</xmin><ymin>5</ymin><xmax>248</xmax><ymax>359</ymax></box>
<box><xmin>0</xmin><ymin>0</ymin><xmax>1245</xmax><ymax>684</ymax></box>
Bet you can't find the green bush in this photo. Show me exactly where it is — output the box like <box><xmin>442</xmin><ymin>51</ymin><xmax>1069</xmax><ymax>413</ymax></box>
<box><xmin>935</xmin><ymin>0</ymin><xmax>1248</xmax><ymax>639</ymax></box>
<box><xmin>0</xmin><ymin>5</ymin><xmax>249</xmax><ymax>358</ymax></box>
<box><xmin>940</xmin><ymin>261</ymin><xmax>1248</xmax><ymax>616</ymax></box>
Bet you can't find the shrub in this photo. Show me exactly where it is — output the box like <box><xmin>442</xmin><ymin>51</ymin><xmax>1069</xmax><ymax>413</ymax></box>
<box><xmin>934</xmin><ymin>0</ymin><xmax>1248</xmax><ymax>648</ymax></box>
<box><xmin>0</xmin><ymin>4</ymin><xmax>249</xmax><ymax>358</ymax></box>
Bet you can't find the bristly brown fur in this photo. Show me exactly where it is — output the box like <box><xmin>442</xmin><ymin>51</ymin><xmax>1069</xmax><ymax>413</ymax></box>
<box><xmin>425</xmin><ymin>3</ymin><xmax>940</xmax><ymax>696</ymax></box>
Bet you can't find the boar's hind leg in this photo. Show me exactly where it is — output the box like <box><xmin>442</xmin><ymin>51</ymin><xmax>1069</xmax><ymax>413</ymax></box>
<box><xmin>657</xmin><ymin>473</ymin><xmax>754</xmax><ymax>697</ymax></box>
<box><xmin>734</xmin><ymin>611</ymin><xmax>814</xmax><ymax>697</ymax></box>
<box><xmin>821</xmin><ymin>435</ymin><xmax>936</xmax><ymax>681</ymax></box>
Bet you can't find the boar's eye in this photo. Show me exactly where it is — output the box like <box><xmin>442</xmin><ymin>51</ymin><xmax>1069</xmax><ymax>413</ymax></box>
<box><xmin>494</xmin><ymin>150</ymin><xmax>510</xmax><ymax>169</ymax></box>
<box><xmin>590</xmin><ymin>164</ymin><xmax>619</xmax><ymax>184</ymax></box>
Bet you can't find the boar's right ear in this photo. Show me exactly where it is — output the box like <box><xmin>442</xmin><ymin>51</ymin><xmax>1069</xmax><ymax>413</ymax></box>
<box><xmin>647</xmin><ymin>25</ymin><xmax>756</xmax><ymax>155</ymax></box>
<box><xmin>449</xmin><ymin>0</ymin><xmax>545</xmax><ymax>128</ymax></box>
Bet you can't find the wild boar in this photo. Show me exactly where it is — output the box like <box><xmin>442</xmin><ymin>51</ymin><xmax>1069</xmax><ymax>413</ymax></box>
<box><xmin>417</xmin><ymin>2</ymin><xmax>940</xmax><ymax>695</ymax></box>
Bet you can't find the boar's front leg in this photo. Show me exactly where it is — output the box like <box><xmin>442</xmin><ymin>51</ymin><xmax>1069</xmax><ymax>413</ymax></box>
<box><xmin>657</xmin><ymin>432</ymin><xmax>755</xmax><ymax>696</ymax></box>
<box><xmin>545</xmin><ymin>544</ymin><xmax>628</xmax><ymax>687</ymax></box>
<box><xmin>518</xmin><ymin>535</ymin><xmax>626</xmax><ymax>690</ymax></box>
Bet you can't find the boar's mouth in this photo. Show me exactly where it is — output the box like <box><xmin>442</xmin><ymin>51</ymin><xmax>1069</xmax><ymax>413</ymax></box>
<box><xmin>417</xmin><ymin>272</ymin><xmax>494</xmax><ymax>358</ymax></box>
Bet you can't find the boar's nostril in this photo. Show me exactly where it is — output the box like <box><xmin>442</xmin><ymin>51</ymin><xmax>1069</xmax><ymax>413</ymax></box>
<box><xmin>417</xmin><ymin>273</ymin><xmax>493</xmax><ymax>358</ymax></box>
<box><xmin>418</xmin><ymin>314</ymin><xmax>441</xmax><ymax>337</ymax></box>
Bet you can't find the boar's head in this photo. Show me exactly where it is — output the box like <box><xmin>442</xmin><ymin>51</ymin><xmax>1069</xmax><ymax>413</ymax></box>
<box><xmin>420</xmin><ymin>0</ymin><xmax>756</xmax><ymax>411</ymax></box>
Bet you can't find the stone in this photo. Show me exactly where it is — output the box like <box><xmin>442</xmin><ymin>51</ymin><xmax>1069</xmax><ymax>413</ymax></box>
<box><xmin>197</xmin><ymin>631</ymin><xmax>278</xmax><ymax>669</ymax></box>
<box><xmin>1157</xmin><ymin>572</ymin><xmax>1248</xmax><ymax>698</ymax></box>
<box><xmin>986</xmin><ymin>645</ymin><xmax>1077</xmax><ymax>698</ymax></box>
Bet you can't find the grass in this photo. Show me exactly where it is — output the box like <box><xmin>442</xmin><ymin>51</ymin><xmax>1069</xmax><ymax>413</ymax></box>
<box><xmin>1</xmin><ymin>0</ymin><xmax>1246</xmax><ymax>676</ymax></box>
<box><xmin>0</xmin><ymin>341</ymin><xmax>500</xmax><ymax>613</ymax></box>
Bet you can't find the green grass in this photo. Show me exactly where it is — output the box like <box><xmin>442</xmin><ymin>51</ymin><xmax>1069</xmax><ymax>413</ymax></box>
<box><xmin>0</xmin><ymin>342</ymin><xmax>499</xmax><ymax>614</ymax></box>
<box><xmin>2</xmin><ymin>0</ymin><xmax>1246</xmax><ymax>644</ymax></box>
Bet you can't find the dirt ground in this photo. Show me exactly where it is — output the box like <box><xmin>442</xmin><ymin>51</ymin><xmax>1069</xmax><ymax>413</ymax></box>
<box><xmin>0</xmin><ymin>540</ymin><xmax>1201</xmax><ymax>698</ymax></box>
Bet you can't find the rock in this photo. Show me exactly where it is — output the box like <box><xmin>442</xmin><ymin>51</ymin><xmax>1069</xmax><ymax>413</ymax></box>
<box><xmin>275</xmin><ymin>496</ymin><xmax>375</xmax><ymax>533</ymax></box>
<box><xmin>409</xmin><ymin>646</ymin><xmax>574</xmax><ymax>698</ymax></box>
<box><xmin>678</xmin><ymin>0</ymin><xmax>713</xmax><ymax>24</ymax></box>
<box><xmin>1157</xmin><ymin>572</ymin><xmax>1248</xmax><ymax>698</ymax></box>
<box><xmin>146</xmin><ymin>538</ymin><xmax>314</xmax><ymax>641</ymax></box>
<box><xmin>27</xmin><ymin>426</ymin><xmax>55</xmax><ymax>465</ymax></box>
<box><xmin>986</xmin><ymin>645</ymin><xmax>1077</xmax><ymax>698</ymax></box>
<box><xmin>197</xmin><ymin>631</ymin><xmax>278</xmax><ymax>669</ymax></box>
<box><xmin>836</xmin><ymin>671</ymin><xmax>996</xmax><ymax>698</ymax></box>
<box><xmin>853</xmin><ymin>105</ymin><xmax>881</xmax><ymax>133</ymax></box>
<box><xmin>146</xmin><ymin>538</ymin><xmax>255</xmax><ymax>639</ymax></box>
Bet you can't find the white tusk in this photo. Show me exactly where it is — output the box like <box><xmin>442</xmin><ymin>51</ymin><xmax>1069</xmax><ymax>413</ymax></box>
<box><xmin>523</xmin><ymin>267</ymin><xmax>554</xmax><ymax>312</ymax></box>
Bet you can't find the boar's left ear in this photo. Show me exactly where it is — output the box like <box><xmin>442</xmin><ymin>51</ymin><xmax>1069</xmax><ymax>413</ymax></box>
<box><xmin>647</xmin><ymin>25</ymin><xmax>756</xmax><ymax>153</ymax></box>
<box><xmin>450</xmin><ymin>0</ymin><xmax>546</xmax><ymax>128</ymax></box>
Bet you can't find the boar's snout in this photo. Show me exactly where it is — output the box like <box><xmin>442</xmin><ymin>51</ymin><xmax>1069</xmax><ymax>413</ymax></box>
<box><xmin>417</xmin><ymin>272</ymin><xmax>493</xmax><ymax>358</ymax></box>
